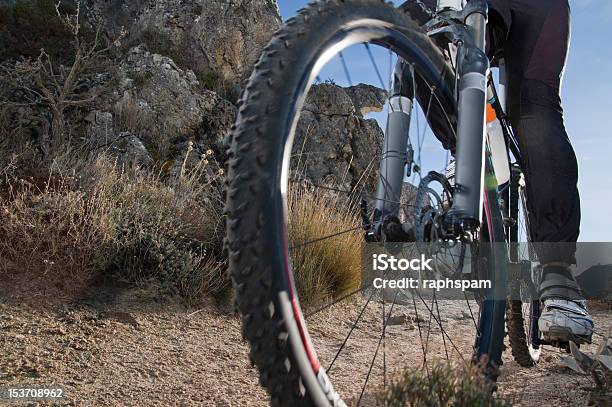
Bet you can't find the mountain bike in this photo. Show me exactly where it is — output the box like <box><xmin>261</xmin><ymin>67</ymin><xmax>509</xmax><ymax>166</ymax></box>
<box><xmin>225</xmin><ymin>0</ymin><xmax>539</xmax><ymax>405</ymax></box>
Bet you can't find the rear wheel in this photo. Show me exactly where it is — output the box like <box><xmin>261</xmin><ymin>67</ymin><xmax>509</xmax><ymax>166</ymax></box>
<box><xmin>226</xmin><ymin>1</ymin><xmax>507</xmax><ymax>404</ymax></box>
<box><xmin>505</xmin><ymin>165</ymin><xmax>541</xmax><ymax>366</ymax></box>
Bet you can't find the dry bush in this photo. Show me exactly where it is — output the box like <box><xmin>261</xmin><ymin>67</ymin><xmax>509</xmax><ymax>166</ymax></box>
<box><xmin>111</xmin><ymin>96</ymin><xmax>178</xmax><ymax>163</ymax></box>
<box><xmin>287</xmin><ymin>183</ymin><xmax>362</xmax><ymax>306</ymax></box>
<box><xmin>0</xmin><ymin>164</ymin><xmax>115</xmax><ymax>298</ymax></box>
<box><xmin>112</xmin><ymin>96</ymin><xmax>155</xmax><ymax>136</ymax></box>
<box><xmin>100</xmin><ymin>151</ymin><xmax>227</xmax><ymax>301</ymax></box>
<box><xmin>0</xmin><ymin>2</ymin><xmax>123</xmax><ymax>158</ymax></box>
<box><xmin>0</xmin><ymin>151</ymin><xmax>227</xmax><ymax>304</ymax></box>
<box><xmin>384</xmin><ymin>362</ymin><xmax>511</xmax><ymax>407</ymax></box>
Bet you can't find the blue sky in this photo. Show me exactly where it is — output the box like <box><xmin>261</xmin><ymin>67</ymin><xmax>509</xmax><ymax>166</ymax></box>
<box><xmin>277</xmin><ymin>0</ymin><xmax>612</xmax><ymax>241</ymax></box>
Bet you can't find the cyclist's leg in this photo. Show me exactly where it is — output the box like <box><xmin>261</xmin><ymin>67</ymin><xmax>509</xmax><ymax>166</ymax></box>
<box><xmin>504</xmin><ymin>0</ymin><xmax>593</xmax><ymax>343</ymax></box>
<box><xmin>400</xmin><ymin>1</ymin><xmax>582</xmax><ymax>254</ymax></box>
<box><xmin>504</xmin><ymin>0</ymin><xmax>579</xmax><ymax>261</ymax></box>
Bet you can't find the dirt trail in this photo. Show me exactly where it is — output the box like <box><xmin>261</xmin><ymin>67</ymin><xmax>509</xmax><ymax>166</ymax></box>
<box><xmin>0</xmin><ymin>288</ymin><xmax>609</xmax><ymax>406</ymax></box>
<box><xmin>0</xmin><ymin>289</ymin><xmax>268</xmax><ymax>406</ymax></box>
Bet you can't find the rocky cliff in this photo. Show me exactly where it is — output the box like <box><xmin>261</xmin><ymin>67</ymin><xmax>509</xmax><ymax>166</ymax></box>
<box><xmin>0</xmin><ymin>0</ymin><xmax>386</xmax><ymax>190</ymax></box>
<box><xmin>2</xmin><ymin>0</ymin><xmax>280</xmax><ymax>83</ymax></box>
<box><xmin>296</xmin><ymin>83</ymin><xmax>387</xmax><ymax>191</ymax></box>
<box><xmin>82</xmin><ymin>0</ymin><xmax>282</xmax><ymax>83</ymax></box>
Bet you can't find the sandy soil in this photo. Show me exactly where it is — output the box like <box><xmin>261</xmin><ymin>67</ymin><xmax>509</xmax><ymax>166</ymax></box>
<box><xmin>0</xmin><ymin>287</ymin><xmax>610</xmax><ymax>406</ymax></box>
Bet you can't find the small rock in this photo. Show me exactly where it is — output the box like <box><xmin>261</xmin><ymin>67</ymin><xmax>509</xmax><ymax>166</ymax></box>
<box><xmin>387</xmin><ymin>314</ymin><xmax>409</xmax><ymax>326</ymax></box>
<box><xmin>99</xmin><ymin>311</ymin><xmax>141</xmax><ymax>328</ymax></box>
<box><xmin>46</xmin><ymin>327</ymin><xmax>67</xmax><ymax>336</ymax></box>
<box><xmin>456</xmin><ymin>310</ymin><xmax>473</xmax><ymax>320</ymax></box>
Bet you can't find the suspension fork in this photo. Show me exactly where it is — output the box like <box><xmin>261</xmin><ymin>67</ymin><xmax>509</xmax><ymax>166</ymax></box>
<box><xmin>372</xmin><ymin>59</ymin><xmax>415</xmax><ymax>231</ymax></box>
<box><xmin>446</xmin><ymin>0</ymin><xmax>490</xmax><ymax>233</ymax></box>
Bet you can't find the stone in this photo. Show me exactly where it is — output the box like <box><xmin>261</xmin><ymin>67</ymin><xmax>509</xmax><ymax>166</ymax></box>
<box><xmin>293</xmin><ymin>83</ymin><xmax>387</xmax><ymax>192</ymax></box>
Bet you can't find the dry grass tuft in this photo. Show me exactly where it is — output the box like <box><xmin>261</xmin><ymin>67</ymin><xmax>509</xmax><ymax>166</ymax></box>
<box><xmin>111</xmin><ymin>97</ymin><xmax>176</xmax><ymax>162</ymax></box>
<box><xmin>287</xmin><ymin>183</ymin><xmax>362</xmax><ymax>306</ymax></box>
<box><xmin>112</xmin><ymin>97</ymin><xmax>155</xmax><ymax>136</ymax></box>
<box><xmin>0</xmin><ymin>150</ymin><xmax>227</xmax><ymax>304</ymax></box>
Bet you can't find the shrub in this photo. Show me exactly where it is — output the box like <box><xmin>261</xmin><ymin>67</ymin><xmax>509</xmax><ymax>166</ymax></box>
<box><xmin>99</xmin><ymin>152</ymin><xmax>227</xmax><ymax>301</ymax></box>
<box><xmin>0</xmin><ymin>2</ymin><xmax>122</xmax><ymax>158</ymax></box>
<box><xmin>111</xmin><ymin>95</ymin><xmax>183</xmax><ymax>165</ymax></box>
<box><xmin>384</xmin><ymin>362</ymin><xmax>511</xmax><ymax>407</ymax></box>
<box><xmin>0</xmin><ymin>0</ymin><xmax>75</xmax><ymax>64</ymax></box>
<box><xmin>287</xmin><ymin>183</ymin><xmax>362</xmax><ymax>306</ymax></box>
<box><xmin>0</xmin><ymin>151</ymin><xmax>228</xmax><ymax>304</ymax></box>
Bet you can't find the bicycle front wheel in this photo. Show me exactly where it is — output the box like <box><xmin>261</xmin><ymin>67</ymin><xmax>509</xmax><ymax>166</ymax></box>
<box><xmin>226</xmin><ymin>1</ymin><xmax>506</xmax><ymax>405</ymax></box>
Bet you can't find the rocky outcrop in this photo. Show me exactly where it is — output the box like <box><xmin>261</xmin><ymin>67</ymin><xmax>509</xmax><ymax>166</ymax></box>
<box><xmin>345</xmin><ymin>84</ymin><xmax>388</xmax><ymax>116</ymax></box>
<box><xmin>1</xmin><ymin>0</ymin><xmax>389</xmax><ymax>188</ymax></box>
<box><xmin>0</xmin><ymin>0</ymin><xmax>278</xmax><ymax>168</ymax></box>
<box><xmin>2</xmin><ymin>0</ymin><xmax>281</xmax><ymax>85</ymax></box>
<box><xmin>102</xmin><ymin>48</ymin><xmax>388</xmax><ymax>182</ymax></box>
<box><xmin>294</xmin><ymin>83</ymin><xmax>387</xmax><ymax>191</ymax></box>
<box><xmin>83</xmin><ymin>0</ymin><xmax>282</xmax><ymax>84</ymax></box>
<box><xmin>115</xmin><ymin>45</ymin><xmax>214</xmax><ymax>136</ymax></box>
<box><xmin>93</xmin><ymin>45</ymin><xmax>237</xmax><ymax>167</ymax></box>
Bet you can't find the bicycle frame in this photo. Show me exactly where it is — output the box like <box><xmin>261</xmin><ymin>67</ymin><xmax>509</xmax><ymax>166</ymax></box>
<box><xmin>374</xmin><ymin>0</ymin><xmax>493</xmax><ymax>238</ymax></box>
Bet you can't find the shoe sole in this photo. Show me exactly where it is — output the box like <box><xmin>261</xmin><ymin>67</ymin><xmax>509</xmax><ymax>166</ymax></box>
<box><xmin>542</xmin><ymin>326</ymin><xmax>592</xmax><ymax>346</ymax></box>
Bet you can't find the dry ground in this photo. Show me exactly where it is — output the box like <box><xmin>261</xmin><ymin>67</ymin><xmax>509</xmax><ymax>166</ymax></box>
<box><xmin>0</xmin><ymin>286</ymin><xmax>610</xmax><ymax>406</ymax></box>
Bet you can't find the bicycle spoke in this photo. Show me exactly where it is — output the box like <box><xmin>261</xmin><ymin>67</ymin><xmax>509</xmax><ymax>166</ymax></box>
<box><xmin>305</xmin><ymin>287</ymin><xmax>367</xmax><ymax>319</ymax></box>
<box><xmin>364</xmin><ymin>43</ymin><xmax>387</xmax><ymax>90</ymax></box>
<box><xmin>414</xmin><ymin>289</ymin><xmax>467</xmax><ymax>364</ymax></box>
<box><xmin>464</xmin><ymin>292</ymin><xmax>479</xmax><ymax>332</ymax></box>
<box><xmin>416</xmin><ymin>86</ymin><xmax>435</xmax><ymax>172</ymax></box>
<box><xmin>327</xmin><ymin>290</ymin><xmax>375</xmax><ymax>373</ymax></box>
<box><xmin>289</xmin><ymin>226</ymin><xmax>362</xmax><ymax>251</ymax></box>
<box><xmin>357</xmin><ymin>290</ymin><xmax>399</xmax><ymax>406</ymax></box>
<box><xmin>423</xmin><ymin>295</ymin><xmax>435</xmax><ymax>362</ymax></box>
<box><xmin>382</xmin><ymin>287</ymin><xmax>387</xmax><ymax>389</ymax></box>
<box><xmin>411</xmin><ymin>290</ymin><xmax>430</xmax><ymax>376</ymax></box>
<box><xmin>339</xmin><ymin>51</ymin><xmax>353</xmax><ymax>86</ymax></box>
<box><xmin>434</xmin><ymin>293</ymin><xmax>450</xmax><ymax>360</ymax></box>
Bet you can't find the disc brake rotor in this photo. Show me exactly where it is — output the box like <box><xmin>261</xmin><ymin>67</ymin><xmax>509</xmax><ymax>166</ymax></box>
<box><xmin>411</xmin><ymin>171</ymin><xmax>465</xmax><ymax>279</ymax></box>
